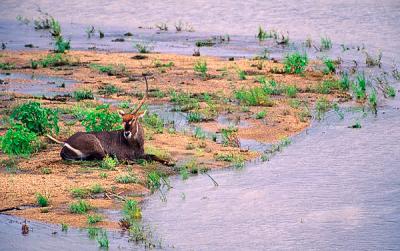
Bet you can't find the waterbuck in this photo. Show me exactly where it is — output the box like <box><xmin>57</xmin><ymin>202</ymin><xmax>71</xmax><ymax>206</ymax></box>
<box><xmin>47</xmin><ymin>77</ymin><xmax>170</xmax><ymax>164</ymax></box>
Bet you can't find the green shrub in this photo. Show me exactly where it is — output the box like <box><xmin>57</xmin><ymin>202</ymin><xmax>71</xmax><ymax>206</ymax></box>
<box><xmin>87</xmin><ymin>214</ymin><xmax>103</xmax><ymax>224</ymax></box>
<box><xmin>194</xmin><ymin>60</ymin><xmax>208</xmax><ymax>80</ymax></box>
<box><xmin>11</xmin><ymin>101</ymin><xmax>59</xmax><ymax>135</ymax></box>
<box><xmin>100</xmin><ymin>155</ymin><xmax>118</xmax><ymax>170</ymax></box>
<box><xmin>90</xmin><ymin>184</ymin><xmax>104</xmax><ymax>194</ymax></box>
<box><xmin>187</xmin><ymin>112</ymin><xmax>202</xmax><ymax>122</ymax></box>
<box><xmin>285</xmin><ymin>85</ymin><xmax>297</xmax><ymax>98</ymax></box>
<box><xmin>116</xmin><ymin>173</ymin><xmax>139</xmax><ymax>184</ymax></box>
<box><xmin>323</xmin><ymin>58</ymin><xmax>336</xmax><ymax>74</ymax></box>
<box><xmin>0</xmin><ymin>124</ymin><xmax>39</xmax><ymax>156</ymax></box>
<box><xmin>143</xmin><ymin>113</ymin><xmax>164</xmax><ymax>133</ymax></box>
<box><xmin>123</xmin><ymin>199</ymin><xmax>142</xmax><ymax>220</ymax></box>
<box><xmin>235</xmin><ymin>87</ymin><xmax>273</xmax><ymax>106</ymax></box>
<box><xmin>255</xmin><ymin>110</ymin><xmax>267</xmax><ymax>119</ymax></box>
<box><xmin>36</xmin><ymin>193</ymin><xmax>49</xmax><ymax>207</ymax></box>
<box><xmin>69</xmin><ymin>200</ymin><xmax>92</xmax><ymax>214</ymax></box>
<box><xmin>284</xmin><ymin>52</ymin><xmax>308</xmax><ymax>74</ymax></box>
<box><xmin>73</xmin><ymin>89</ymin><xmax>94</xmax><ymax>101</ymax></box>
<box><xmin>39</xmin><ymin>53</ymin><xmax>70</xmax><ymax>67</ymax></box>
<box><xmin>98</xmin><ymin>84</ymin><xmax>120</xmax><ymax>95</ymax></box>
<box><xmin>55</xmin><ymin>36</ymin><xmax>70</xmax><ymax>53</ymax></box>
<box><xmin>0</xmin><ymin>62</ymin><xmax>15</xmax><ymax>70</ymax></box>
<box><xmin>81</xmin><ymin>105</ymin><xmax>122</xmax><ymax>132</ymax></box>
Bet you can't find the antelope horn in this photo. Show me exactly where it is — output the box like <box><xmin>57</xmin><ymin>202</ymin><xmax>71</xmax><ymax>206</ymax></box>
<box><xmin>131</xmin><ymin>75</ymin><xmax>149</xmax><ymax>114</ymax></box>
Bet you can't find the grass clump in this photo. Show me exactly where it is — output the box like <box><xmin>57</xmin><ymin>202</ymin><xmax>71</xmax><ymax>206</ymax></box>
<box><xmin>116</xmin><ymin>173</ymin><xmax>139</xmax><ymax>184</ymax></box>
<box><xmin>11</xmin><ymin>101</ymin><xmax>59</xmax><ymax>135</ymax></box>
<box><xmin>320</xmin><ymin>37</ymin><xmax>332</xmax><ymax>51</ymax></box>
<box><xmin>235</xmin><ymin>87</ymin><xmax>273</xmax><ymax>106</ymax></box>
<box><xmin>71</xmin><ymin>188</ymin><xmax>90</xmax><ymax>198</ymax></box>
<box><xmin>73</xmin><ymin>89</ymin><xmax>94</xmax><ymax>101</ymax></box>
<box><xmin>90</xmin><ymin>184</ymin><xmax>104</xmax><ymax>194</ymax></box>
<box><xmin>316</xmin><ymin>80</ymin><xmax>340</xmax><ymax>94</ymax></box>
<box><xmin>215</xmin><ymin>152</ymin><xmax>245</xmax><ymax>168</ymax></box>
<box><xmin>41</xmin><ymin>167</ymin><xmax>52</xmax><ymax>174</ymax></box>
<box><xmin>98</xmin><ymin>84</ymin><xmax>120</xmax><ymax>95</ymax></box>
<box><xmin>365</xmin><ymin>51</ymin><xmax>382</xmax><ymax>67</ymax></box>
<box><xmin>323</xmin><ymin>58</ymin><xmax>336</xmax><ymax>74</ymax></box>
<box><xmin>147</xmin><ymin>171</ymin><xmax>163</xmax><ymax>192</ymax></box>
<box><xmin>339</xmin><ymin>72</ymin><xmax>350</xmax><ymax>91</ymax></box>
<box><xmin>284</xmin><ymin>52</ymin><xmax>308</xmax><ymax>74</ymax></box>
<box><xmin>187</xmin><ymin>112</ymin><xmax>203</xmax><ymax>123</ymax></box>
<box><xmin>221</xmin><ymin>126</ymin><xmax>239</xmax><ymax>147</ymax></box>
<box><xmin>195</xmin><ymin>39</ymin><xmax>215</xmax><ymax>47</ymax></box>
<box><xmin>0</xmin><ymin>62</ymin><xmax>15</xmax><ymax>70</ymax></box>
<box><xmin>384</xmin><ymin>85</ymin><xmax>396</xmax><ymax>98</ymax></box>
<box><xmin>35</xmin><ymin>193</ymin><xmax>49</xmax><ymax>207</ymax></box>
<box><xmin>38</xmin><ymin>53</ymin><xmax>70</xmax><ymax>67</ymax></box>
<box><xmin>69</xmin><ymin>200</ymin><xmax>92</xmax><ymax>214</ymax></box>
<box><xmin>237</xmin><ymin>69</ymin><xmax>247</xmax><ymax>80</ymax></box>
<box><xmin>87</xmin><ymin>214</ymin><xmax>103</xmax><ymax>225</ymax></box>
<box><xmin>194</xmin><ymin>60</ymin><xmax>208</xmax><ymax>80</ymax></box>
<box><xmin>352</xmin><ymin>74</ymin><xmax>367</xmax><ymax>100</ymax></box>
<box><xmin>97</xmin><ymin>229</ymin><xmax>109</xmax><ymax>248</ymax></box>
<box><xmin>170</xmin><ymin>91</ymin><xmax>199</xmax><ymax>111</ymax></box>
<box><xmin>101</xmin><ymin>155</ymin><xmax>118</xmax><ymax>170</ymax></box>
<box><xmin>368</xmin><ymin>90</ymin><xmax>378</xmax><ymax>115</ymax></box>
<box><xmin>143</xmin><ymin>113</ymin><xmax>164</xmax><ymax>133</ymax></box>
<box><xmin>285</xmin><ymin>85</ymin><xmax>297</xmax><ymax>98</ymax></box>
<box><xmin>257</xmin><ymin>26</ymin><xmax>268</xmax><ymax>41</ymax></box>
<box><xmin>135</xmin><ymin>43</ymin><xmax>152</xmax><ymax>53</ymax></box>
<box><xmin>61</xmin><ymin>223</ymin><xmax>68</xmax><ymax>232</ymax></box>
<box><xmin>0</xmin><ymin>124</ymin><xmax>39</xmax><ymax>157</ymax></box>
<box><xmin>145</xmin><ymin>145</ymin><xmax>171</xmax><ymax>160</ymax></box>
<box><xmin>255</xmin><ymin>110</ymin><xmax>267</xmax><ymax>119</ymax></box>
<box><xmin>315</xmin><ymin>97</ymin><xmax>331</xmax><ymax>120</ymax></box>
<box><xmin>123</xmin><ymin>200</ymin><xmax>142</xmax><ymax>220</ymax></box>
<box><xmin>82</xmin><ymin>104</ymin><xmax>122</xmax><ymax>132</ymax></box>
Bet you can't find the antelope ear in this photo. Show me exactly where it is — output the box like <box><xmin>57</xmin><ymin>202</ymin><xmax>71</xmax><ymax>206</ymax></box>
<box><xmin>137</xmin><ymin>110</ymin><xmax>147</xmax><ymax>119</ymax></box>
<box><xmin>118</xmin><ymin>110</ymin><xmax>125</xmax><ymax>117</ymax></box>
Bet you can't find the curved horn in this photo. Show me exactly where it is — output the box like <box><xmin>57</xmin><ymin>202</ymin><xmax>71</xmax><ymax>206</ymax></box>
<box><xmin>131</xmin><ymin>75</ymin><xmax>149</xmax><ymax>114</ymax></box>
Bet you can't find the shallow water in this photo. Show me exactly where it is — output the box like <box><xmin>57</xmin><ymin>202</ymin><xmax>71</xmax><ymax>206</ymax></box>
<box><xmin>142</xmin><ymin>104</ymin><xmax>400</xmax><ymax>250</ymax></box>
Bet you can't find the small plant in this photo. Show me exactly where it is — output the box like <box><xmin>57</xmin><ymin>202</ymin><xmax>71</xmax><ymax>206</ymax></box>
<box><xmin>339</xmin><ymin>72</ymin><xmax>350</xmax><ymax>91</ymax></box>
<box><xmin>368</xmin><ymin>90</ymin><xmax>378</xmax><ymax>115</ymax></box>
<box><xmin>123</xmin><ymin>199</ymin><xmax>142</xmax><ymax>220</ymax></box>
<box><xmin>385</xmin><ymin>85</ymin><xmax>396</xmax><ymax>98</ymax></box>
<box><xmin>180</xmin><ymin>167</ymin><xmax>189</xmax><ymax>180</ymax></box>
<box><xmin>11</xmin><ymin>101</ymin><xmax>59</xmax><ymax>135</ymax></box>
<box><xmin>87</xmin><ymin>214</ymin><xmax>103</xmax><ymax>224</ymax></box>
<box><xmin>195</xmin><ymin>39</ymin><xmax>215</xmax><ymax>47</ymax></box>
<box><xmin>82</xmin><ymin>105</ymin><xmax>122</xmax><ymax>132</ymax></box>
<box><xmin>0</xmin><ymin>62</ymin><xmax>15</xmax><ymax>70</ymax></box>
<box><xmin>135</xmin><ymin>43</ymin><xmax>152</xmax><ymax>53</ymax></box>
<box><xmin>215</xmin><ymin>152</ymin><xmax>245</xmax><ymax>168</ymax></box>
<box><xmin>36</xmin><ymin>193</ymin><xmax>49</xmax><ymax>207</ymax></box>
<box><xmin>283</xmin><ymin>52</ymin><xmax>308</xmax><ymax>74</ymax></box>
<box><xmin>352</xmin><ymin>73</ymin><xmax>367</xmax><ymax>100</ymax></box>
<box><xmin>255</xmin><ymin>110</ymin><xmax>267</xmax><ymax>119</ymax></box>
<box><xmin>98</xmin><ymin>84</ymin><xmax>120</xmax><ymax>95</ymax></box>
<box><xmin>99</xmin><ymin>172</ymin><xmax>108</xmax><ymax>178</ymax></box>
<box><xmin>101</xmin><ymin>155</ymin><xmax>118</xmax><ymax>170</ymax></box>
<box><xmin>90</xmin><ymin>184</ymin><xmax>104</xmax><ymax>194</ymax></box>
<box><xmin>221</xmin><ymin>126</ymin><xmax>239</xmax><ymax>147</ymax></box>
<box><xmin>323</xmin><ymin>58</ymin><xmax>336</xmax><ymax>74</ymax></box>
<box><xmin>285</xmin><ymin>85</ymin><xmax>297</xmax><ymax>98</ymax></box>
<box><xmin>320</xmin><ymin>36</ymin><xmax>332</xmax><ymax>51</ymax></box>
<box><xmin>365</xmin><ymin>51</ymin><xmax>382</xmax><ymax>67</ymax></box>
<box><xmin>41</xmin><ymin>167</ymin><xmax>52</xmax><ymax>174</ymax></box>
<box><xmin>237</xmin><ymin>69</ymin><xmax>247</xmax><ymax>80</ymax></box>
<box><xmin>187</xmin><ymin>112</ymin><xmax>202</xmax><ymax>123</ymax></box>
<box><xmin>73</xmin><ymin>89</ymin><xmax>94</xmax><ymax>101</ymax></box>
<box><xmin>257</xmin><ymin>26</ymin><xmax>267</xmax><ymax>41</ymax></box>
<box><xmin>194</xmin><ymin>60</ymin><xmax>208</xmax><ymax>80</ymax></box>
<box><xmin>316</xmin><ymin>80</ymin><xmax>340</xmax><ymax>94</ymax></box>
<box><xmin>97</xmin><ymin>229</ymin><xmax>109</xmax><ymax>248</ymax></box>
<box><xmin>87</xmin><ymin>227</ymin><xmax>100</xmax><ymax>239</ymax></box>
<box><xmin>0</xmin><ymin>124</ymin><xmax>39</xmax><ymax>157</ymax></box>
<box><xmin>38</xmin><ymin>53</ymin><xmax>70</xmax><ymax>67</ymax></box>
<box><xmin>235</xmin><ymin>87</ymin><xmax>273</xmax><ymax>106</ymax></box>
<box><xmin>147</xmin><ymin>171</ymin><xmax>163</xmax><ymax>192</ymax></box>
<box><xmin>194</xmin><ymin>127</ymin><xmax>206</xmax><ymax>139</ymax></box>
<box><xmin>143</xmin><ymin>113</ymin><xmax>164</xmax><ymax>133</ymax></box>
<box><xmin>54</xmin><ymin>36</ymin><xmax>70</xmax><ymax>53</ymax></box>
<box><xmin>61</xmin><ymin>223</ymin><xmax>68</xmax><ymax>232</ymax></box>
<box><xmin>116</xmin><ymin>173</ymin><xmax>139</xmax><ymax>184</ymax></box>
<box><xmin>315</xmin><ymin>97</ymin><xmax>331</xmax><ymax>120</ymax></box>
<box><xmin>71</xmin><ymin>188</ymin><xmax>90</xmax><ymax>198</ymax></box>
<box><xmin>69</xmin><ymin>200</ymin><xmax>92</xmax><ymax>214</ymax></box>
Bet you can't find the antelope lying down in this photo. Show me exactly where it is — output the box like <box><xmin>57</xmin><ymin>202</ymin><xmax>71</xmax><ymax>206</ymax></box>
<box><xmin>47</xmin><ymin>77</ymin><xmax>170</xmax><ymax>165</ymax></box>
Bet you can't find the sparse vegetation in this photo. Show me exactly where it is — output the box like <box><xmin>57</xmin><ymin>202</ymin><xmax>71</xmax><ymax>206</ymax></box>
<box><xmin>284</xmin><ymin>52</ymin><xmax>308</xmax><ymax>74</ymax></box>
<box><xmin>323</xmin><ymin>58</ymin><xmax>336</xmax><ymax>74</ymax></box>
<box><xmin>97</xmin><ymin>229</ymin><xmax>109</xmax><ymax>248</ymax></box>
<box><xmin>0</xmin><ymin>62</ymin><xmax>15</xmax><ymax>70</ymax></box>
<box><xmin>36</xmin><ymin>193</ymin><xmax>49</xmax><ymax>207</ymax></box>
<box><xmin>320</xmin><ymin>37</ymin><xmax>332</xmax><ymax>51</ymax></box>
<box><xmin>235</xmin><ymin>86</ymin><xmax>273</xmax><ymax>106</ymax></box>
<box><xmin>352</xmin><ymin>73</ymin><xmax>367</xmax><ymax>100</ymax></box>
<box><xmin>87</xmin><ymin>214</ymin><xmax>103</xmax><ymax>225</ymax></box>
<box><xmin>255</xmin><ymin>110</ymin><xmax>267</xmax><ymax>119</ymax></box>
<box><xmin>315</xmin><ymin>97</ymin><xmax>331</xmax><ymax>120</ymax></box>
<box><xmin>116</xmin><ymin>173</ymin><xmax>139</xmax><ymax>184</ymax></box>
<box><xmin>365</xmin><ymin>51</ymin><xmax>382</xmax><ymax>67</ymax></box>
<box><xmin>101</xmin><ymin>155</ymin><xmax>118</xmax><ymax>170</ymax></box>
<box><xmin>69</xmin><ymin>200</ymin><xmax>92</xmax><ymax>214</ymax></box>
<box><xmin>285</xmin><ymin>85</ymin><xmax>297</xmax><ymax>98</ymax></box>
<box><xmin>135</xmin><ymin>43</ymin><xmax>152</xmax><ymax>53</ymax></box>
<box><xmin>98</xmin><ymin>84</ymin><xmax>120</xmax><ymax>95</ymax></box>
<box><xmin>194</xmin><ymin>60</ymin><xmax>208</xmax><ymax>80</ymax></box>
<box><xmin>73</xmin><ymin>89</ymin><xmax>94</xmax><ymax>101</ymax></box>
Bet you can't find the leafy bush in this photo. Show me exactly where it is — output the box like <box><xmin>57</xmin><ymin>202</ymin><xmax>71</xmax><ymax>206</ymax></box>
<box><xmin>235</xmin><ymin>87</ymin><xmax>273</xmax><ymax>106</ymax></box>
<box><xmin>73</xmin><ymin>89</ymin><xmax>94</xmax><ymax>101</ymax></box>
<box><xmin>284</xmin><ymin>52</ymin><xmax>308</xmax><ymax>74</ymax></box>
<box><xmin>0</xmin><ymin>124</ymin><xmax>39</xmax><ymax>156</ymax></box>
<box><xmin>11</xmin><ymin>101</ymin><xmax>59</xmax><ymax>135</ymax></box>
<box><xmin>100</xmin><ymin>155</ymin><xmax>118</xmax><ymax>170</ymax></box>
<box><xmin>81</xmin><ymin>105</ymin><xmax>122</xmax><ymax>132</ymax></box>
<box><xmin>323</xmin><ymin>58</ymin><xmax>336</xmax><ymax>74</ymax></box>
<box><xmin>36</xmin><ymin>193</ymin><xmax>49</xmax><ymax>207</ymax></box>
<box><xmin>69</xmin><ymin>200</ymin><xmax>92</xmax><ymax>214</ymax></box>
<box><xmin>194</xmin><ymin>60</ymin><xmax>208</xmax><ymax>80</ymax></box>
<box><xmin>55</xmin><ymin>36</ymin><xmax>70</xmax><ymax>53</ymax></box>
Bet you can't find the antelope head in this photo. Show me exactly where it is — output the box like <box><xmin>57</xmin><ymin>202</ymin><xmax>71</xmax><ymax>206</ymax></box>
<box><xmin>118</xmin><ymin>76</ymin><xmax>149</xmax><ymax>142</ymax></box>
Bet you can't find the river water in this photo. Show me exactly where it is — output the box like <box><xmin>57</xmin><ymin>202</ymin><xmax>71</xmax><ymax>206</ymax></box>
<box><xmin>1</xmin><ymin>1</ymin><xmax>400</xmax><ymax>250</ymax></box>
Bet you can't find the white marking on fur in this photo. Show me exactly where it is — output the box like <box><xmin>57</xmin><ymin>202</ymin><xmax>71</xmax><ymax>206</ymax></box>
<box><xmin>64</xmin><ymin>143</ymin><xmax>85</xmax><ymax>158</ymax></box>
<box><xmin>134</xmin><ymin>121</ymin><xmax>140</xmax><ymax>140</ymax></box>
